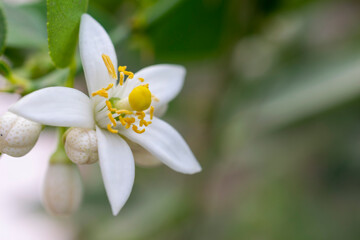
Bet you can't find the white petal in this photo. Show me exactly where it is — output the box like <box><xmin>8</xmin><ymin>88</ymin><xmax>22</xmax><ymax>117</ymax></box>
<box><xmin>122</xmin><ymin>65</ymin><xmax>186</xmax><ymax>105</ymax></box>
<box><xmin>79</xmin><ymin>14</ymin><xmax>118</xmax><ymax>94</ymax></box>
<box><xmin>9</xmin><ymin>87</ymin><xmax>94</xmax><ymax>128</ymax></box>
<box><xmin>120</xmin><ymin>117</ymin><xmax>201</xmax><ymax>174</ymax></box>
<box><xmin>96</xmin><ymin>126</ymin><xmax>135</xmax><ymax>215</ymax></box>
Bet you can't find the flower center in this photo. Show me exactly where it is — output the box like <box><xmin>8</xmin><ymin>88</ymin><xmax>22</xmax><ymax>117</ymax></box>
<box><xmin>92</xmin><ymin>54</ymin><xmax>157</xmax><ymax>135</ymax></box>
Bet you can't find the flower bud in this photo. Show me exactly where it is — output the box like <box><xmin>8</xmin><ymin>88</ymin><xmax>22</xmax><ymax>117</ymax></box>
<box><xmin>64</xmin><ymin>128</ymin><xmax>98</xmax><ymax>165</ymax></box>
<box><xmin>43</xmin><ymin>163</ymin><xmax>82</xmax><ymax>216</ymax></box>
<box><xmin>153</xmin><ymin>104</ymin><xmax>168</xmax><ymax>118</ymax></box>
<box><xmin>128</xmin><ymin>140</ymin><xmax>161</xmax><ymax>167</ymax></box>
<box><xmin>0</xmin><ymin>111</ymin><xmax>42</xmax><ymax>157</ymax></box>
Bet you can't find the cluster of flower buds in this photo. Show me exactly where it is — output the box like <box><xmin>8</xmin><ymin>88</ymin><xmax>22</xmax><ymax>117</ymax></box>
<box><xmin>0</xmin><ymin>102</ymin><xmax>166</xmax><ymax>216</ymax></box>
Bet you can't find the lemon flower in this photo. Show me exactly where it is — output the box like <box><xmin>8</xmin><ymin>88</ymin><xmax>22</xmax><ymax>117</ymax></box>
<box><xmin>8</xmin><ymin>14</ymin><xmax>201</xmax><ymax>215</ymax></box>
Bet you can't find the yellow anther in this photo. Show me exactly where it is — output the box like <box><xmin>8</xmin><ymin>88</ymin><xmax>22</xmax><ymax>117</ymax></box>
<box><xmin>150</xmin><ymin>106</ymin><xmax>154</xmax><ymax>120</ymax></box>
<box><xmin>129</xmin><ymin>85</ymin><xmax>152</xmax><ymax>112</ymax></box>
<box><xmin>132</xmin><ymin>125</ymin><xmax>145</xmax><ymax>134</ymax></box>
<box><xmin>123</xmin><ymin>117</ymin><xmax>135</xmax><ymax>129</ymax></box>
<box><xmin>102</xmin><ymin>54</ymin><xmax>117</xmax><ymax>79</ymax></box>
<box><xmin>120</xmin><ymin>72</ymin><xmax>124</xmax><ymax>86</ymax></box>
<box><xmin>124</xmin><ymin>117</ymin><xmax>135</xmax><ymax>124</ymax></box>
<box><xmin>138</xmin><ymin>77</ymin><xmax>144</xmax><ymax>82</ymax></box>
<box><xmin>119</xmin><ymin>116</ymin><xmax>126</xmax><ymax>126</ymax></box>
<box><xmin>116</xmin><ymin>110</ymin><xmax>133</xmax><ymax>115</ymax></box>
<box><xmin>140</xmin><ymin>119</ymin><xmax>151</xmax><ymax>127</ymax></box>
<box><xmin>107</xmin><ymin>124</ymin><xmax>118</xmax><ymax>134</ymax></box>
<box><xmin>108</xmin><ymin>113</ymin><xmax>117</xmax><ymax>126</ymax></box>
<box><xmin>105</xmin><ymin>100</ymin><xmax>116</xmax><ymax>112</ymax></box>
<box><xmin>142</xmin><ymin>83</ymin><xmax>149</xmax><ymax>88</ymax></box>
<box><xmin>105</xmin><ymin>83</ymin><xmax>114</xmax><ymax>90</ymax></box>
<box><xmin>136</xmin><ymin>111</ymin><xmax>145</xmax><ymax>119</ymax></box>
<box><xmin>92</xmin><ymin>89</ymin><xmax>108</xmax><ymax>98</ymax></box>
<box><xmin>124</xmin><ymin>71</ymin><xmax>134</xmax><ymax>79</ymax></box>
<box><xmin>92</xmin><ymin>83</ymin><xmax>113</xmax><ymax>98</ymax></box>
<box><xmin>118</xmin><ymin>66</ymin><xmax>127</xmax><ymax>72</ymax></box>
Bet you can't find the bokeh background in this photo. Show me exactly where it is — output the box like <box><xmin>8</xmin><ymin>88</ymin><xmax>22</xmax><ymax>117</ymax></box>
<box><xmin>1</xmin><ymin>0</ymin><xmax>360</xmax><ymax>239</ymax></box>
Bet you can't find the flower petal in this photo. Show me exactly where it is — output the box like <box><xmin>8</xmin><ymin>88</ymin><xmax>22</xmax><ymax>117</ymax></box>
<box><xmin>122</xmin><ymin>65</ymin><xmax>186</xmax><ymax>105</ymax></box>
<box><xmin>9</xmin><ymin>87</ymin><xmax>94</xmax><ymax>128</ymax></box>
<box><xmin>79</xmin><ymin>14</ymin><xmax>118</xmax><ymax>94</ymax></box>
<box><xmin>96</xmin><ymin>126</ymin><xmax>135</xmax><ymax>216</ymax></box>
<box><xmin>120</xmin><ymin>117</ymin><xmax>201</xmax><ymax>174</ymax></box>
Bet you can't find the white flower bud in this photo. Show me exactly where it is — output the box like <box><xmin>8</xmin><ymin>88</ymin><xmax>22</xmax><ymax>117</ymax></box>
<box><xmin>128</xmin><ymin>140</ymin><xmax>161</xmax><ymax>167</ymax></box>
<box><xmin>0</xmin><ymin>111</ymin><xmax>42</xmax><ymax>157</ymax></box>
<box><xmin>64</xmin><ymin>128</ymin><xmax>98</xmax><ymax>165</ymax></box>
<box><xmin>153</xmin><ymin>104</ymin><xmax>168</xmax><ymax>118</ymax></box>
<box><xmin>43</xmin><ymin>163</ymin><xmax>82</xmax><ymax>216</ymax></box>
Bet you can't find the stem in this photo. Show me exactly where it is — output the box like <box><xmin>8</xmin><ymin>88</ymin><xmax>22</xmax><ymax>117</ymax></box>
<box><xmin>64</xmin><ymin>58</ymin><xmax>77</xmax><ymax>88</ymax></box>
<box><xmin>0</xmin><ymin>60</ymin><xmax>33</xmax><ymax>93</ymax></box>
<box><xmin>49</xmin><ymin>127</ymin><xmax>72</xmax><ymax>165</ymax></box>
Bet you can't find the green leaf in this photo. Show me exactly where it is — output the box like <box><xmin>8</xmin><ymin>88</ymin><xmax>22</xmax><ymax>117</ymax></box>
<box><xmin>0</xmin><ymin>2</ymin><xmax>6</xmax><ymax>55</ymax></box>
<box><xmin>3</xmin><ymin>2</ymin><xmax>47</xmax><ymax>49</ymax></box>
<box><xmin>47</xmin><ymin>0</ymin><xmax>88</xmax><ymax>68</ymax></box>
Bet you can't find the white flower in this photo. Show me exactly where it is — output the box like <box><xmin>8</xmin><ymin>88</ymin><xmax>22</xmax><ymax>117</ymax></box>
<box><xmin>9</xmin><ymin>14</ymin><xmax>201</xmax><ymax>215</ymax></box>
<box><xmin>0</xmin><ymin>111</ymin><xmax>42</xmax><ymax>157</ymax></box>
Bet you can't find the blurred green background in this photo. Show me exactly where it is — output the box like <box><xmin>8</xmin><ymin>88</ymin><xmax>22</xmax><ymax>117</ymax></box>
<box><xmin>2</xmin><ymin>0</ymin><xmax>360</xmax><ymax>239</ymax></box>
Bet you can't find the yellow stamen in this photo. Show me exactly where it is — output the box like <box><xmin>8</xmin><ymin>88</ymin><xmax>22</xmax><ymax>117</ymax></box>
<box><xmin>136</xmin><ymin>111</ymin><xmax>145</xmax><ymax>119</ymax></box>
<box><xmin>119</xmin><ymin>116</ymin><xmax>126</xmax><ymax>126</ymax></box>
<box><xmin>132</xmin><ymin>125</ymin><xmax>145</xmax><ymax>134</ymax></box>
<box><xmin>102</xmin><ymin>54</ymin><xmax>117</xmax><ymax>79</ymax></box>
<box><xmin>138</xmin><ymin>77</ymin><xmax>144</xmax><ymax>82</ymax></box>
<box><xmin>120</xmin><ymin>72</ymin><xmax>124</xmax><ymax>86</ymax></box>
<box><xmin>92</xmin><ymin>89</ymin><xmax>108</xmax><ymax>98</ymax></box>
<box><xmin>142</xmin><ymin>83</ymin><xmax>149</xmax><ymax>88</ymax></box>
<box><xmin>150</xmin><ymin>106</ymin><xmax>154</xmax><ymax>120</ymax></box>
<box><xmin>105</xmin><ymin>100</ymin><xmax>116</xmax><ymax>112</ymax></box>
<box><xmin>140</xmin><ymin>119</ymin><xmax>151</xmax><ymax>127</ymax></box>
<box><xmin>118</xmin><ymin>66</ymin><xmax>127</xmax><ymax>72</ymax></box>
<box><xmin>107</xmin><ymin>124</ymin><xmax>118</xmax><ymax>133</ymax></box>
<box><xmin>123</xmin><ymin>117</ymin><xmax>135</xmax><ymax>129</ymax></box>
<box><xmin>124</xmin><ymin>117</ymin><xmax>135</xmax><ymax>124</ymax></box>
<box><xmin>105</xmin><ymin>83</ymin><xmax>114</xmax><ymax>90</ymax></box>
<box><xmin>108</xmin><ymin>113</ymin><xmax>117</xmax><ymax>126</ymax></box>
<box><xmin>92</xmin><ymin>83</ymin><xmax>114</xmax><ymax>98</ymax></box>
<box><xmin>116</xmin><ymin>110</ymin><xmax>133</xmax><ymax>115</ymax></box>
<box><xmin>124</xmin><ymin>71</ymin><xmax>134</xmax><ymax>79</ymax></box>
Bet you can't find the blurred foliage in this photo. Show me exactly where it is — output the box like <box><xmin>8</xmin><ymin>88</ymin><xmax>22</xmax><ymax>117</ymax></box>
<box><xmin>0</xmin><ymin>2</ymin><xmax>6</xmax><ymax>55</ymax></box>
<box><xmin>3</xmin><ymin>2</ymin><xmax>46</xmax><ymax>49</ymax></box>
<box><xmin>2</xmin><ymin>0</ymin><xmax>360</xmax><ymax>239</ymax></box>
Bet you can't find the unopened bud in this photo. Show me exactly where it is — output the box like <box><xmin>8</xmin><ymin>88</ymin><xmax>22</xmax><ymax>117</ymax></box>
<box><xmin>43</xmin><ymin>163</ymin><xmax>82</xmax><ymax>216</ymax></box>
<box><xmin>64</xmin><ymin>128</ymin><xmax>98</xmax><ymax>165</ymax></box>
<box><xmin>0</xmin><ymin>111</ymin><xmax>42</xmax><ymax>157</ymax></box>
<box><xmin>153</xmin><ymin>104</ymin><xmax>168</xmax><ymax>118</ymax></box>
<box><xmin>129</xmin><ymin>140</ymin><xmax>161</xmax><ymax>167</ymax></box>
